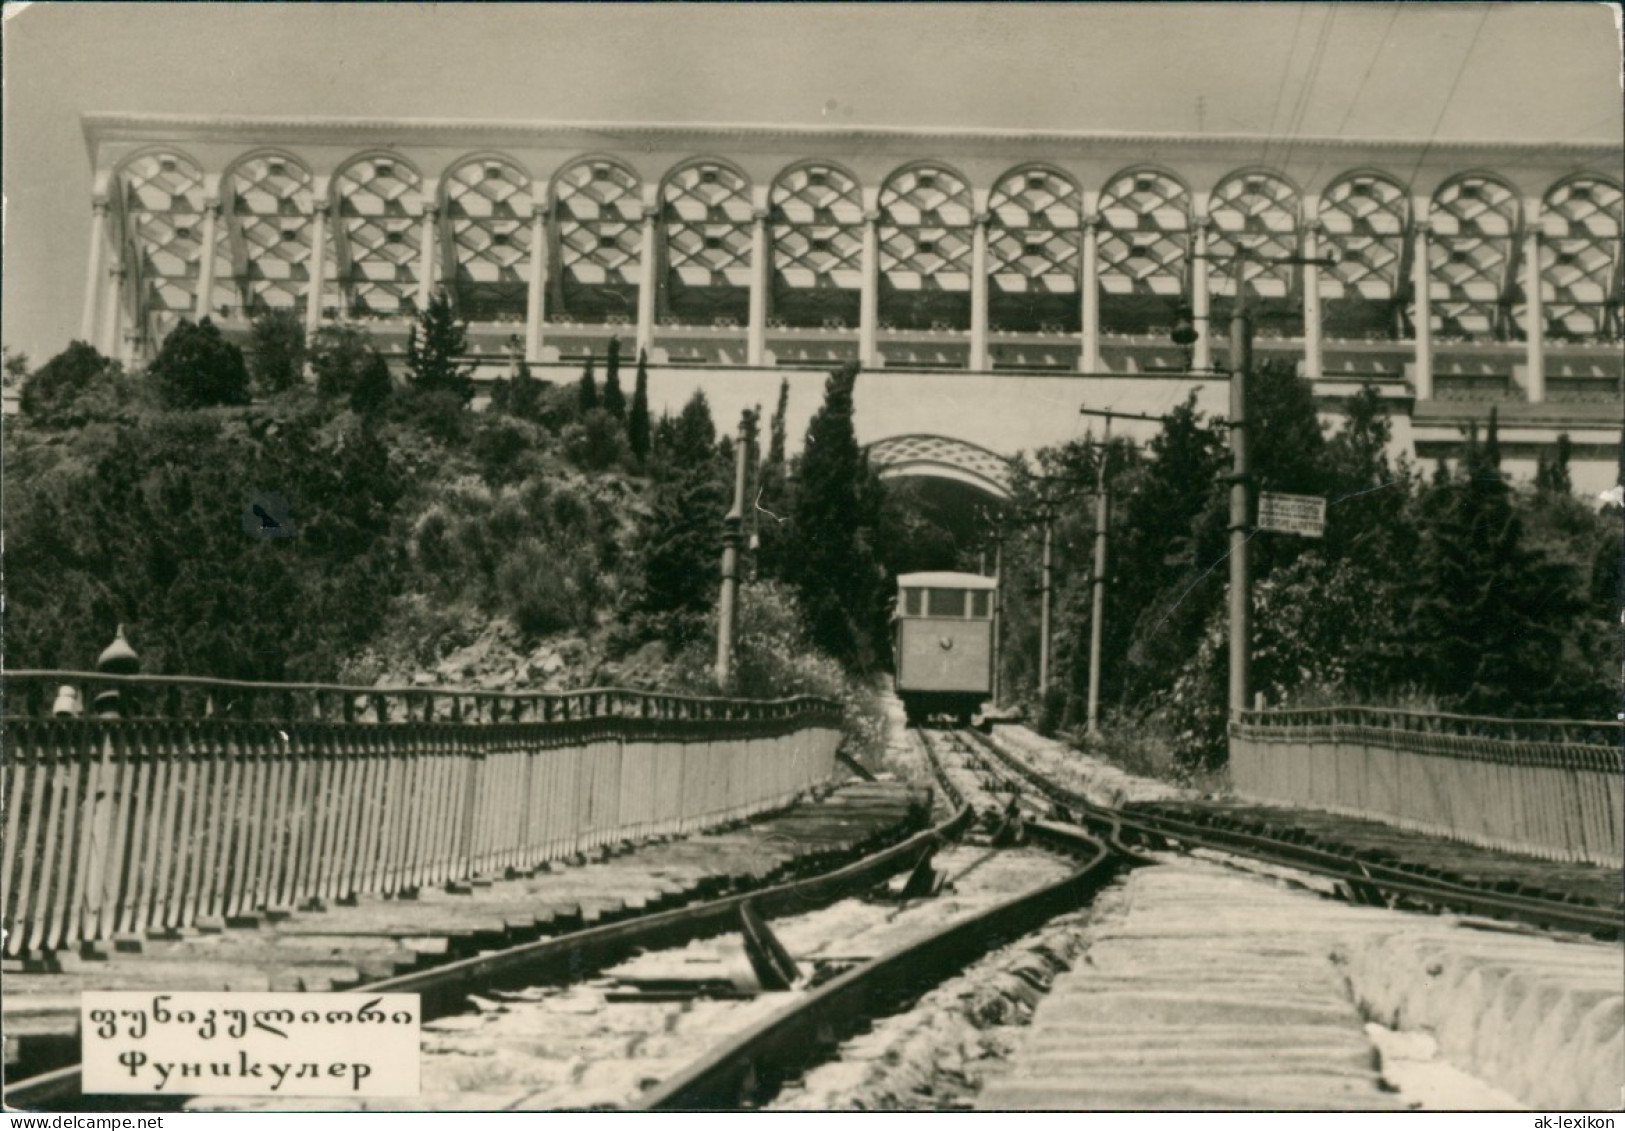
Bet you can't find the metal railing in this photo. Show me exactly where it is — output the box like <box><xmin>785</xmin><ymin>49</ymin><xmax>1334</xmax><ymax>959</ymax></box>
<box><xmin>2</xmin><ymin>672</ymin><xmax>843</xmax><ymax>955</ymax></box>
<box><xmin>1230</xmin><ymin>707</ymin><xmax>1623</xmax><ymax>866</ymax></box>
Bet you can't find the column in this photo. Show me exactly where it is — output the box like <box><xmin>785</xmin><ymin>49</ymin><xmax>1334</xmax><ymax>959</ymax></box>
<box><xmin>1412</xmin><ymin>211</ymin><xmax>1433</xmax><ymax>401</ymax></box>
<box><xmin>1192</xmin><ymin>215</ymin><xmax>1213</xmax><ymax>373</ymax></box>
<box><xmin>747</xmin><ymin>206</ymin><xmax>769</xmax><ymax>367</ymax></box>
<box><xmin>859</xmin><ymin>190</ymin><xmax>880</xmax><ymax>368</ymax></box>
<box><xmin>101</xmin><ymin>264</ymin><xmax>125</xmax><ymax>357</ymax></box>
<box><xmin>1302</xmin><ymin>217</ymin><xmax>1324</xmax><ymax>382</ymax></box>
<box><xmin>194</xmin><ymin>198</ymin><xmax>220</xmax><ymax>323</ymax></box>
<box><xmin>306</xmin><ymin>202</ymin><xmax>329</xmax><ymax>338</ymax></box>
<box><xmin>416</xmin><ymin>204</ymin><xmax>439</xmax><ymax>312</ymax></box>
<box><xmin>525</xmin><ymin>205</ymin><xmax>548</xmax><ymax>361</ymax></box>
<box><xmin>635</xmin><ymin>202</ymin><xmax>658</xmax><ymax>357</ymax></box>
<box><xmin>1080</xmin><ymin>214</ymin><xmax>1101</xmax><ymax>372</ymax></box>
<box><xmin>1523</xmin><ymin>199</ymin><xmax>1545</xmax><ymax>403</ymax></box>
<box><xmin>81</xmin><ymin>199</ymin><xmax>109</xmax><ymax>342</ymax></box>
<box><xmin>970</xmin><ymin>211</ymin><xmax>990</xmax><ymax>371</ymax></box>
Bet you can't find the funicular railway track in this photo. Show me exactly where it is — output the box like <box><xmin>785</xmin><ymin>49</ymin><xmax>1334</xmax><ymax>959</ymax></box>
<box><xmin>955</xmin><ymin>725</ymin><xmax>1622</xmax><ymax>940</ymax></box>
<box><xmin>11</xmin><ymin>721</ymin><xmax>1612</xmax><ymax>1111</ymax></box>
<box><xmin>6</xmin><ymin>733</ymin><xmax>1141</xmax><ymax>1112</ymax></box>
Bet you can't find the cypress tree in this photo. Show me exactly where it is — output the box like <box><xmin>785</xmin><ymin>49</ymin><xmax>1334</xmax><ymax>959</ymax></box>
<box><xmin>602</xmin><ymin>337</ymin><xmax>626</xmax><ymax>420</ymax></box>
<box><xmin>628</xmin><ymin>348</ymin><xmax>652</xmax><ymax>463</ymax></box>
<box><xmin>786</xmin><ymin>362</ymin><xmax>880</xmax><ymax>669</ymax></box>
<box><xmin>577</xmin><ymin>357</ymin><xmax>598</xmax><ymax>415</ymax></box>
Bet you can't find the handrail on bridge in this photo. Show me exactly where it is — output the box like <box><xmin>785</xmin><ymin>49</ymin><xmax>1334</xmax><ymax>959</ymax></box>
<box><xmin>1236</xmin><ymin>705</ymin><xmax>1622</xmax><ymax>751</ymax></box>
<box><xmin>3</xmin><ymin>669</ymin><xmax>840</xmax><ymax>726</ymax></box>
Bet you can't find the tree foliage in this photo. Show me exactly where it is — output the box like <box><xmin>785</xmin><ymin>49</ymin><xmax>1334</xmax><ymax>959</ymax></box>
<box><xmin>783</xmin><ymin>363</ymin><xmax>883</xmax><ymax>670</ymax></box>
<box><xmin>248</xmin><ymin>310</ymin><xmax>306</xmax><ymax>395</ymax></box>
<box><xmin>997</xmin><ymin>367</ymin><xmax>1617</xmax><ymax>763</ymax></box>
<box><xmin>404</xmin><ymin>290</ymin><xmax>473</xmax><ymax>403</ymax></box>
<box><xmin>628</xmin><ymin>348</ymin><xmax>652</xmax><ymax>463</ymax></box>
<box><xmin>601</xmin><ymin>337</ymin><xmax>626</xmax><ymax>421</ymax></box>
<box><xmin>18</xmin><ymin>341</ymin><xmax>132</xmax><ymax>427</ymax></box>
<box><xmin>149</xmin><ymin>318</ymin><xmax>249</xmax><ymax>409</ymax></box>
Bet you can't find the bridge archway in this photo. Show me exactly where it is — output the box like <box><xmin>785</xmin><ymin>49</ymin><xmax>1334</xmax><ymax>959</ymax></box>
<box><xmin>867</xmin><ymin>434</ymin><xmax>1012</xmax><ymax>501</ymax></box>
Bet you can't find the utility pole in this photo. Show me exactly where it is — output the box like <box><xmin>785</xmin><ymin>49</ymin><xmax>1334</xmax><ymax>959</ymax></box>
<box><xmin>715</xmin><ymin>421</ymin><xmax>751</xmax><ymax>693</ymax></box>
<box><xmin>1038</xmin><ymin>510</ymin><xmax>1053</xmax><ymax>701</ymax></box>
<box><xmin>1226</xmin><ymin>285</ymin><xmax>1252</xmax><ymax>720</ymax></box>
<box><xmin>1086</xmin><ymin>412</ymin><xmax>1112</xmax><ymax>738</ymax></box>
<box><xmin>991</xmin><ymin>530</ymin><xmax>1004</xmax><ymax>707</ymax></box>
<box><xmin>1187</xmin><ymin>244</ymin><xmax>1332</xmax><ymax>719</ymax></box>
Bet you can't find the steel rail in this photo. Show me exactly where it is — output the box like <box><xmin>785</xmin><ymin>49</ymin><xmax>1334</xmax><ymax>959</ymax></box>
<box><xmin>2</xmin><ymin>796</ymin><xmax>974</xmax><ymax>1111</ymax></box>
<box><xmin>638</xmin><ymin>819</ymin><xmax>1127</xmax><ymax>1110</ymax></box>
<box><xmin>962</xmin><ymin>728</ymin><xmax>1622</xmax><ymax>938</ymax></box>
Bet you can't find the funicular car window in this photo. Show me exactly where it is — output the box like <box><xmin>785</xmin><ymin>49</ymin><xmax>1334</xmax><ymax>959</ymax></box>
<box><xmin>971</xmin><ymin>591</ymin><xmax>990</xmax><ymax>618</ymax></box>
<box><xmin>903</xmin><ymin>588</ymin><xmax>923</xmax><ymax>616</ymax></box>
<box><xmin>927</xmin><ymin>588</ymin><xmax>965</xmax><ymax>617</ymax></box>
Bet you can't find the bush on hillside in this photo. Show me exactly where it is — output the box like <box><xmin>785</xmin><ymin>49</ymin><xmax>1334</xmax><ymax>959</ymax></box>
<box><xmin>18</xmin><ymin>341</ymin><xmax>134</xmax><ymax>427</ymax></box>
<box><xmin>149</xmin><ymin>318</ymin><xmax>249</xmax><ymax>409</ymax></box>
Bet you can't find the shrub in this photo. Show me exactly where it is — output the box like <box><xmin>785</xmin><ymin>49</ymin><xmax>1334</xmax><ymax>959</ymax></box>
<box><xmin>149</xmin><ymin>318</ymin><xmax>249</xmax><ymax>408</ymax></box>
<box><xmin>471</xmin><ymin>415</ymin><xmax>547</xmax><ymax>487</ymax></box>
<box><xmin>563</xmin><ymin>407</ymin><xmax>629</xmax><ymax>471</ymax></box>
<box><xmin>399</xmin><ymin>387</ymin><xmax>470</xmax><ymax>446</ymax></box>
<box><xmin>248</xmin><ymin>310</ymin><xmax>306</xmax><ymax>395</ymax></box>
<box><xmin>18</xmin><ymin>341</ymin><xmax>130</xmax><ymax>427</ymax></box>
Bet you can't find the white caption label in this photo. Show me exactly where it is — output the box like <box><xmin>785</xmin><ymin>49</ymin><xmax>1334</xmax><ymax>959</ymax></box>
<box><xmin>81</xmin><ymin>992</ymin><xmax>420</xmax><ymax>1097</ymax></box>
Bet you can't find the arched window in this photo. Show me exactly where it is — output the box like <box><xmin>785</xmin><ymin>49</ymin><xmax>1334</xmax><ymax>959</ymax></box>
<box><xmin>1318</xmin><ymin>172</ymin><xmax>1410</xmax><ymax>340</ymax></box>
<box><xmin>1539</xmin><ymin>176</ymin><xmax>1623</xmax><ymax>342</ymax></box>
<box><xmin>552</xmin><ymin>158</ymin><xmax>643</xmax><ymax>326</ymax></box>
<box><xmin>1096</xmin><ymin>168</ymin><xmax>1190</xmax><ymax>335</ymax></box>
<box><xmin>987</xmin><ymin>166</ymin><xmax>1081</xmax><ymax>333</ymax></box>
<box><xmin>878</xmin><ymin>164</ymin><xmax>973</xmax><ymax>331</ymax></box>
<box><xmin>443</xmin><ymin>157</ymin><xmax>533</xmax><ymax>323</ymax></box>
<box><xmin>1208</xmin><ymin>170</ymin><xmax>1301</xmax><ymax>336</ymax></box>
<box><xmin>662</xmin><ymin>160</ymin><xmax>753</xmax><ymax>327</ymax></box>
<box><xmin>1428</xmin><ymin>174</ymin><xmax>1519</xmax><ymax>342</ymax></box>
<box><xmin>222</xmin><ymin>153</ymin><xmax>323</xmax><ymax>316</ymax></box>
<box><xmin>770</xmin><ymin>162</ymin><xmax>863</xmax><ymax>330</ymax></box>
<box><xmin>333</xmin><ymin>156</ymin><xmax>424</xmax><ymax>319</ymax></box>
<box><xmin>118</xmin><ymin>151</ymin><xmax>208</xmax><ymax>335</ymax></box>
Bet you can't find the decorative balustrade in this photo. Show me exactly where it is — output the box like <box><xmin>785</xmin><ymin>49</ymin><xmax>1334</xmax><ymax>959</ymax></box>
<box><xmin>1231</xmin><ymin>707</ymin><xmax>1623</xmax><ymax>866</ymax></box>
<box><xmin>2</xmin><ymin>672</ymin><xmax>844</xmax><ymax>955</ymax></box>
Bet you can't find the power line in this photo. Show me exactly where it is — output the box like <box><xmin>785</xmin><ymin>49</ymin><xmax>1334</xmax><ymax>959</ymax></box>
<box><xmin>1260</xmin><ymin>3</ymin><xmax>1310</xmax><ymax>169</ymax></box>
<box><xmin>1405</xmin><ymin>5</ymin><xmax>1494</xmax><ymax>192</ymax></box>
<box><xmin>1302</xmin><ymin>4</ymin><xmax>1403</xmax><ymax>195</ymax></box>
<box><xmin>1276</xmin><ymin>4</ymin><xmax>1340</xmax><ymax>177</ymax></box>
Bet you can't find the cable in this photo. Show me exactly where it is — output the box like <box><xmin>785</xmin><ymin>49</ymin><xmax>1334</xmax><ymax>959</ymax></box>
<box><xmin>1405</xmin><ymin>5</ymin><xmax>1494</xmax><ymax>193</ymax></box>
<box><xmin>1260</xmin><ymin>3</ymin><xmax>1311</xmax><ymax>170</ymax></box>
<box><xmin>1301</xmin><ymin>4</ymin><xmax>1404</xmax><ymax>199</ymax></box>
<box><xmin>1276</xmin><ymin>4</ymin><xmax>1340</xmax><ymax>177</ymax></box>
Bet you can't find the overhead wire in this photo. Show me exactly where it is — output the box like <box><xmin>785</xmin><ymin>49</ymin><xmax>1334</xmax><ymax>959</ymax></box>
<box><xmin>1259</xmin><ymin>3</ymin><xmax>1311</xmax><ymax>170</ymax></box>
<box><xmin>1404</xmin><ymin>4</ymin><xmax>1494</xmax><ymax>194</ymax></box>
<box><xmin>1275</xmin><ymin>3</ymin><xmax>1339</xmax><ymax>178</ymax></box>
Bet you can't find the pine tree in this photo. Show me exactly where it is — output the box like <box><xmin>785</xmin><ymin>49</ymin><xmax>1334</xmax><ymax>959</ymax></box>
<box><xmin>602</xmin><ymin>337</ymin><xmax>626</xmax><ymax>421</ymax></box>
<box><xmin>405</xmin><ymin>290</ymin><xmax>474</xmax><ymax>403</ymax></box>
<box><xmin>786</xmin><ymin>362</ymin><xmax>880</xmax><ymax>669</ymax></box>
<box><xmin>577</xmin><ymin>357</ymin><xmax>598</xmax><ymax>414</ymax></box>
<box><xmin>628</xmin><ymin>348</ymin><xmax>652</xmax><ymax>463</ymax></box>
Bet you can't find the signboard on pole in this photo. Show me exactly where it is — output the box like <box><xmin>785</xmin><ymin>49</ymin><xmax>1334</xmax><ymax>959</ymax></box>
<box><xmin>1258</xmin><ymin>492</ymin><xmax>1326</xmax><ymax>537</ymax></box>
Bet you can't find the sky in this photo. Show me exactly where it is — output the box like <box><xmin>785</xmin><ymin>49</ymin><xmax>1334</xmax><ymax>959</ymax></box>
<box><xmin>3</xmin><ymin>2</ymin><xmax>1621</xmax><ymax>363</ymax></box>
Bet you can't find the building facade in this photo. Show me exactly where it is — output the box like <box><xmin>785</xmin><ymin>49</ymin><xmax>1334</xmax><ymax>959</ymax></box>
<box><xmin>80</xmin><ymin>114</ymin><xmax>1622</xmax><ymax>493</ymax></box>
